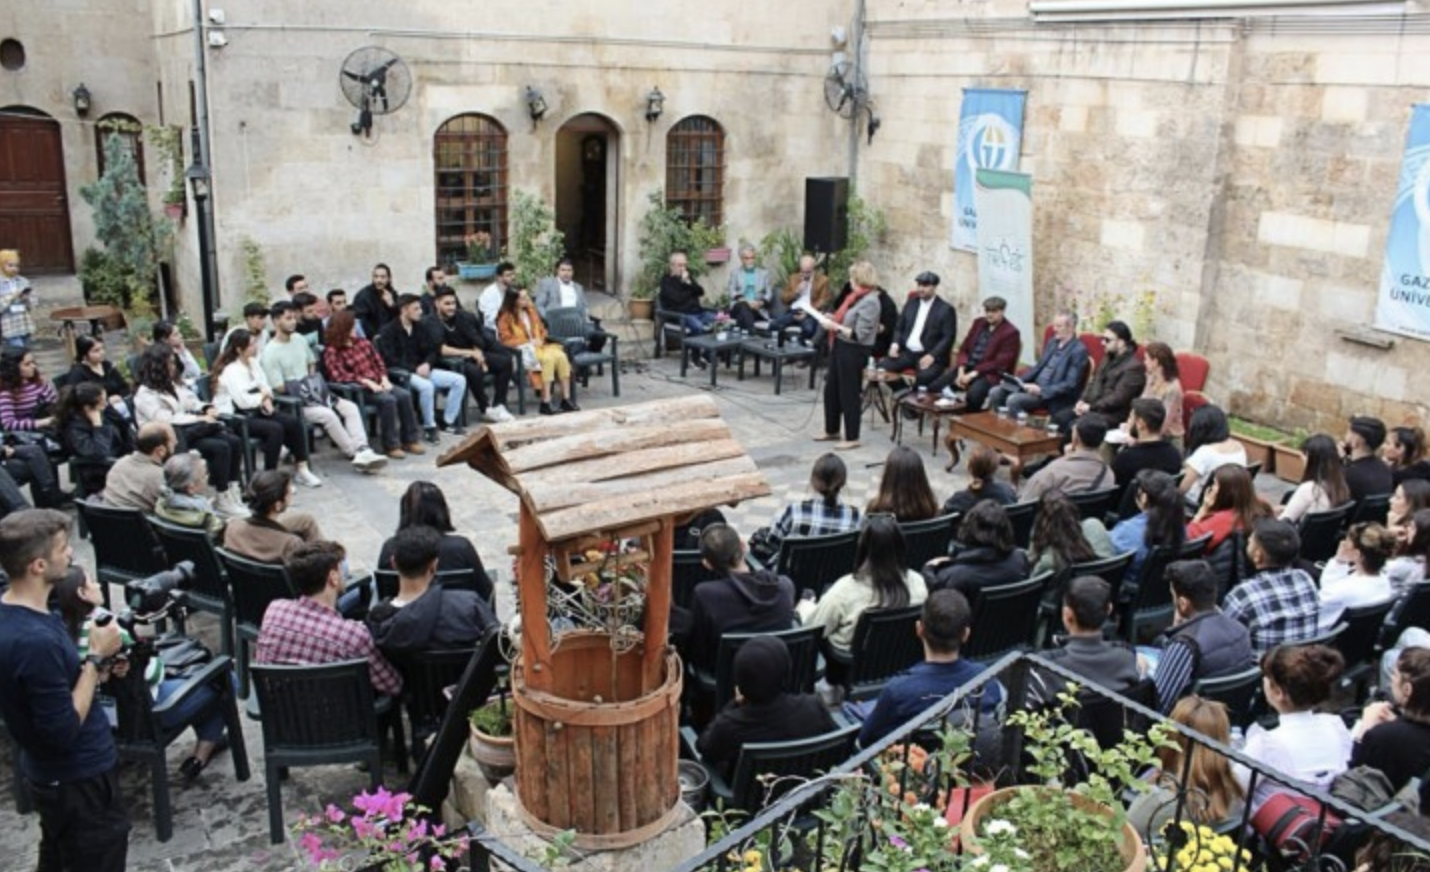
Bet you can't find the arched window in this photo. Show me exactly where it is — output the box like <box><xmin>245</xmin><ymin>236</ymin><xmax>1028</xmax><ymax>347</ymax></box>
<box><xmin>666</xmin><ymin>115</ymin><xmax>724</xmax><ymax>228</ymax></box>
<box><xmin>94</xmin><ymin>112</ymin><xmax>145</xmax><ymax>184</ymax></box>
<box><xmin>434</xmin><ymin>113</ymin><xmax>508</xmax><ymax>266</ymax></box>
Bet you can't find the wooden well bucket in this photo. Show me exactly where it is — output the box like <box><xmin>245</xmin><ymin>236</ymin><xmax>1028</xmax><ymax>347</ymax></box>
<box><xmin>511</xmin><ymin>630</ymin><xmax>683</xmax><ymax>849</ymax></box>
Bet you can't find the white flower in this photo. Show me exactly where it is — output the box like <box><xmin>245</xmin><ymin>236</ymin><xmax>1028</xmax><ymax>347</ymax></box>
<box><xmin>913</xmin><ymin>802</ymin><xmax>931</xmax><ymax>813</ymax></box>
<box><xmin>984</xmin><ymin>819</ymin><xmax>1017</xmax><ymax>837</ymax></box>
<box><xmin>1014</xmin><ymin>848</ymin><xmax>1030</xmax><ymax>860</ymax></box>
<box><xmin>970</xmin><ymin>857</ymin><xmax>989</xmax><ymax>868</ymax></box>
<box><xmin>990</xmin><ymin>865</ymin><xmax>1010</xmax><ymax>872</ymax></box>
<box><xmin>932</xmin><ymin>817</ymin><xmax>948</xmax><ymax>828</ymax></box>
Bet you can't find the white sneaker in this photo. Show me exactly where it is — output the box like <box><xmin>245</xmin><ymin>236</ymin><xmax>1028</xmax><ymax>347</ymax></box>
<box><xmin>351</xmin><ymin>449</ymin><xmax>388</xmax><ymax>474</ymax></box>
<box><xmin>213</xmin><ymin>493</ymin><xmax>247</xmax><ymax>518</ymax></box>
<box><xmin>294</xmin><ymin>468</ymin><xmax>323</xmax><ymax>488</ymax></box>
<box><xmin>941</xmin><ymin>386</ymin><xmax>958</xmax><ymax>400</ymax></box>
<box><xmin>481</xmin><ymin>405</ymin><xmax>515</xmax><ymax>424</ymax></box>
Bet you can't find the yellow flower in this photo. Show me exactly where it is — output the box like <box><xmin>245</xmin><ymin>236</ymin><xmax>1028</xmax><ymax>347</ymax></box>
<box><xmin>743</xmin><ymin>849</ymin><xmax>762</xmax><ymax>865</ymax></box>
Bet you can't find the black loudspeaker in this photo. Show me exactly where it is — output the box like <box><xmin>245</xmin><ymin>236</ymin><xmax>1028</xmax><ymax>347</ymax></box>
<box><xmin>804</xmin><ymin>177</ymin><xmax>849</xmax><ymax>253</ymax></box>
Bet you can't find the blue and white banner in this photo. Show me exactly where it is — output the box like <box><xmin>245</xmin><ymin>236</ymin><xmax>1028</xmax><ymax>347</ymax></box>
<box><xmin>1377</xmin><ymin>103</ymin><xmax>1430</xmax><ymax>342</ymax></box>
<box><xmin>975</xmin><ymin>169</ymin><xmax>1035</xmax><ymax>366</ymax></box>
<box><xmin>952</xmin><ymin>88</ymin><xmax>1027</xmax><ymax>252</ymax></box>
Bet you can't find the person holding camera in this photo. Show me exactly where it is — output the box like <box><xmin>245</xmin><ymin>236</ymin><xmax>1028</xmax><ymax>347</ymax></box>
<box><xmin>0</xmin><ymin>509</ymin><xmax>130</xmax><ymax>871</ymax></box>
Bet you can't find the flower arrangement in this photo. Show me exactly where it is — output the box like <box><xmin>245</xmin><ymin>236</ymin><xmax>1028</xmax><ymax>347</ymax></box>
<box><xmin>707</xmin><ymin>311</ymin><xmax>734</xmax><ymax>334</ymax></box>
<box><xmin>576</xmin><ymin>540</ymin><xmax>647</xmax><ymax>625</ymax></box>
<box><xmin>463</xmin><ymin>231</ymin><xmax>497</xmax><ymax>264</ymax></box>
<box><xmin>293</xmin><ymin>786</ymin><xmax>469</xmax><ymax>872</ymax></box>
<box><xmin>1153</xmin><ymin>821</ymin><xmax>1254</xmax><ymax>872</ymax></box>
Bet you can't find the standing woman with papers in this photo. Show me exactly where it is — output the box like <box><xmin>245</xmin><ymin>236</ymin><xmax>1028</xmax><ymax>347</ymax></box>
<box><xmin>813</xmin><ymin>261</ymin><xmax>882</xmax><ymax>451</ymax></box>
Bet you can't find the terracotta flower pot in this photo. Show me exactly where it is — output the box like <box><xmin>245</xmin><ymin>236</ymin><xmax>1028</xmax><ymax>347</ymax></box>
<box><xmin>958</xmin><ymin>786</ymin><xmax>1147</xmax><ymax>872</ymax></box>
<box><xmin>467</xmin><ymin>718</ymin><xmax>515</xmax><ymax>783</ymax></box>
<box><xmin>1232</xmin><ymin>434</ymin><xmax>1276</xmax><ymax>476</ymax></box>
<box><xmin>1272</xmin><ymin>443</ymin><xmax>1306</xmax><ymax>483</ymax></box>
<box><xmin>627</xmin><ymin>298</ymin><xmax>654</xmax><ymax>321</ymax></box>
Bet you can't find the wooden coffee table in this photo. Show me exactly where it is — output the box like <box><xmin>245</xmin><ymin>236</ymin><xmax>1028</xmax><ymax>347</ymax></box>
<box><xmin>945</xmin><ymin>411</ymin><xmax>1064</xmax><ymax>482</ymax></box>
<box><xmin>892</xmin><ymin>392</ymin><xmax>966</xmax><ymax>456</ymax></box>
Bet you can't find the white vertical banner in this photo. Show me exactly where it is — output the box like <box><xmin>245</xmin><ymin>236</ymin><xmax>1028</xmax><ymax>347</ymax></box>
<box><xmin>953</xmin><ymin>88</ymin><xmax>1028</xmax><ymax>252</ymax></box>
<box><xmin>975</xmin><ymin>168</ymin><xmax>1035</xmax><ymax>366</ymax></box>
<box><xmin>1376</xmin><ymin>103</ymin><xmax>1430</xmax><ymax>341</ymax></box>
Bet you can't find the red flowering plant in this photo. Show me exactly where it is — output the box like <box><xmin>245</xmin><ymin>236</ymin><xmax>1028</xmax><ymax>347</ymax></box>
<box><xmin>293</xmin><ymin>786</ymin><xmax>470</xmax><ymax>871</ymax></box>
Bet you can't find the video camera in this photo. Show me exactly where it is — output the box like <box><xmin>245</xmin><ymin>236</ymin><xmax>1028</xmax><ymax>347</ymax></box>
<box><xmin>92</xmin><ymin>562</ymin><xmax>207</xmax><ymax>673</ymax></box>
<box><xmin>124</xmin><ymin>561</ymin><xmax>196</xmax><ymax>616</ymax></box>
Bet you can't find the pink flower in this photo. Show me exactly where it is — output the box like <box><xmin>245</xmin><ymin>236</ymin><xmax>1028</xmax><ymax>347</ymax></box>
<box><xmin>325</xmin><ymin>804</ymin><xmax>346</xmax><ymax>824</ymax></box>
<box><xmin>432</xmin><ymin>824</ymin><xmax>446</xmax><ymax>838</ymax></box>
<box><xmin>430</xmin><ymin>857</ymin><xmax>447</xmax><ymax>871</ymax></box>
<box><xmin>298</xmin><ymin>832</ymin><xmax>326</xmax><ymax>863</ymax></box>
<box><xmin>352</xmin><ymin>817</ymin><xmax>374</xmax><ymax>840</ymax></box>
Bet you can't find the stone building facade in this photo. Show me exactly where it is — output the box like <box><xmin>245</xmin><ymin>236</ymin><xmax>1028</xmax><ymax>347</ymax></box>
<box><xmin>1</xmin><ymin>0</ymin><xmax>1427</xmax><ymax>430</ymax></box>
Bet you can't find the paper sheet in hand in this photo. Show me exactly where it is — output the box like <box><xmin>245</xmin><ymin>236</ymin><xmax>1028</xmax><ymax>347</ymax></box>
<box><xmin>794</xmin><ymin>300</ymin><xmax>825</xmax><ymax>321</ymax></box>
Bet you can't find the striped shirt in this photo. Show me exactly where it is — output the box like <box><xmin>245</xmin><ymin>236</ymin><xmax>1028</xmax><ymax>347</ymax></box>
<box><xmin>0</xmin><ymin>379</ymin><xmax>58</xmax><ymax>430</ymax></box>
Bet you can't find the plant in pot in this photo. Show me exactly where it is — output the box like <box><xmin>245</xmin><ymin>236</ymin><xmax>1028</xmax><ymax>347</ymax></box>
<box><xmin>504</xmin><ymin>190</ymin><xmax>567</xmax><ymax>291</ymax></box>
<box><xmin>1227</xmin><ymin>417</ymin><xmax>1284</xmax><ymax>477</ymax></box>
<box><xmin>82</xmin><ymin>128</ymin><xmax>168</xmax><ymax>328</ymax></box>
<box><xmin>1271</xmin><ymin>428</ymin><xmax>1311</xmax><ymax>484</ymax></box>
<box><xmin>959</xmin><ymin>688</ymin><xmax>1174</xmax><ymax>872</ymax></box>
<box><xmin>468</xmin><ymin>690</ymin><xmax>515</xmax><ymax>783</ymax></box>
<box><xmin>632</xmin><ymin>189</ymin><xmax>724</xmax><ymax>318</ymax></box>
<box><xmin>457</xmin><ymin>231</ymin><xmax>500</xmax><ymax>282</ymax></box>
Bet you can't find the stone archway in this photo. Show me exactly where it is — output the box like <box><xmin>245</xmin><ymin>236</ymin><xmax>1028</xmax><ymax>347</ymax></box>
<box><xmin>554</xmin><ymin>113</ymin><xmax>620</xmax><ymax>293</ymax></box>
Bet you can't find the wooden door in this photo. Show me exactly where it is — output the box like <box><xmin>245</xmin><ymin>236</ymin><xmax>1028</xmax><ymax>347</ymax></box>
<box><xmin>0</xmin><ymin>112</ymin><xmax>74</xmax><ymax>273</ymax></box>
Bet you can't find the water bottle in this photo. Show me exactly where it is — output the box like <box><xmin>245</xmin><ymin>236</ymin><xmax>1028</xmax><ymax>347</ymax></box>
<box><xmin>1229</xmin><ymin>727</ymin><xmax>1245</xmax><ymax>751</ymax></box>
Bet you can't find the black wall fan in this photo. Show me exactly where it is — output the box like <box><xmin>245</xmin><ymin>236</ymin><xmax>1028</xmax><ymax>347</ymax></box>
<box><xmin>339</xmin><ymin>46</ymin><xmax>412</xmax><ymax>137</ymax></box>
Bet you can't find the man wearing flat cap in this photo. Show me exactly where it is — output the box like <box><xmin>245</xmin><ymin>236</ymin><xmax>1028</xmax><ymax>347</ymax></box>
<box><xmin>1344</xmin><ymin>415</ymin><xmax>1393</xmax><ymax>502</ymax></box>
<box><xmin>877</xmin><ymin>271</ymin><xmax>957</xmax><ymax>387</ymax></box>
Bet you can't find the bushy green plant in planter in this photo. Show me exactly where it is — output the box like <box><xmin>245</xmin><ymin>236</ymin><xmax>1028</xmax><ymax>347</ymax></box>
<box><xmin>81</xmin><ymin>130</ymin><xmax>171</xmax><ymax>317</ymax></box>
<box><xmin>632</xmin><ymin>190</ymin><xmax>724</xmax><ymax>302</ymax></box>
<box><xmin>468</xmin><ymin>695</ymin><xmax>515</xmax><ymax>783</ymax></box>
<box><xmin>505</xmin><ymin>190</ymin><xmax>567</xmax><ymax>291</ymax></box>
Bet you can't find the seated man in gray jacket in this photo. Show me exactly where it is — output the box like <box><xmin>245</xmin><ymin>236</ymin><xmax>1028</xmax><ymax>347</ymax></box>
<box><xmin>367</xmin><ymin>524</ymin><xmax>497</xmax><ymax>656</ymax></box>
<box><xmin>533</xmin><ymin>257</ymin><xmax>605</xmax><ymax>353</ymax></box>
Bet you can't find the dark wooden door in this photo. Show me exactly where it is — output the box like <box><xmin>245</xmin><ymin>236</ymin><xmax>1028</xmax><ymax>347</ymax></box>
<box><xmin>0</xmin><ymin>113</ymin><xmax>74</xmax><ymax>273</ymax></box>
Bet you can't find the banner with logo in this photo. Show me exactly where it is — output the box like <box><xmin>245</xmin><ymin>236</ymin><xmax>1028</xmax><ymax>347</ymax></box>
<box><xmin>1377</xmin><ymin>103</ymin><xmax>1430</xmax><ymax>342</ymax></box>
<box><xmin>975</xmin><ymin>168</ymin><xmax>1035</xmax><ymax>365</ymax></box>
<box><xmin>953</xmin><ymin>88</ymin><xmax>1027</xmax><ymax>252</ymax></box>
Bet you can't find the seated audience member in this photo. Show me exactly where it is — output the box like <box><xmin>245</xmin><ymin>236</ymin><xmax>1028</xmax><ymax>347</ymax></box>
<box><xmin>322</xmin><ymin>310</ymin><xmax>424</xmax><ymax>458</ymax></box>
<box><xmin>1022</xmin><ymin>413</ymin><xmax>1113</xmax><ymax>503</ymax></box>
<box><xmin>259</xmin><ymin>540</ymin><xmax>402</xmax><ymax>696</ymax></box>
<box><xmin>1223</xmin><ymin>518</ymin><xmax>1321</xmax><ymax>655</ymax></box>
<box><xmin>1137</xmin><ymin>342</ymin><xmax>1185</xmax><ymax>450</ymax></box>
<box><xmin>1188</xmin><ymin>464</ymin><xmax>1271</xmax><ymax>553</ymax></box>
<box><xmin>658</xmin><ymin>251</ymin><xmax>717</xmax><ymax>349</ymax></box>
<box><xmin>351</xmin><ymin>263</ymin><xmax>400</xmax><ymax>340</ymax></box>
<box><xmin>1110</xmin><ymin>469</ymin><xmax>1186</xmax><ymax>598</ymax></box>
<box><xmin>768</xmin><ymin>254</ymin><xmax>829</xmax><ymax>344</ymax></box>
<box><xmin>723</xmin><ymin>245</ymin><xmax>774</xmax><ymax>333</ymax></box>
<box><xmin>1126</xmin><ymin>696</ymin><xmax>1245</xmax><ymax>835</ymax></box>
<box><xmin>154</xmin><ymin>451</ymin><xmax>226</xmax><ymax>534</ymax></box>
<box><xmin>876</xmin><ymin>271</ymin><xmax>957</xmax><ymax>388</ymax></box>
<box><xmin>857</xmin><ymin>589</ymin><xmax>1002</xmax><ymax>746</ymax></box>
<box><xmin>0</xmin><ymin>347</ymin><xmax>58</xmax><ymax>432</ymax></box>
<box><xmin>1388</xmin><ymin>479</ymin><xmax>1430</xmax><ymax>546</ymax></box>
<box><xmin>1385</xmin><ymin>424</ymin><xmax>1430</xmax><ymax>486</ymax></box>
<box><xmin>1151</xmin><ymin>560</ymin><xmax>1255</xmax><ymax>713</ymax></box>
<box><xmin>0</xmin><ymin>466</ymin><xmax>31</xmax><ymax>518</ymax></box>
<box><xmin>221</xmin><ymin>470</ymin><xmax>324</xmax><ymax>563</ymax></box>
<box><xmin>943</xmin><ymin>446</ymin><xmax>1017</xmax><ymax>516</ymax></box>
<box><xmin>1031</xmin><ymin>576</ymin><xmax>1141</xmax><ymax>704</ymax></box>
<box><xmin>367</xmin><ymin>525</ymin><xmax>497</xmax><ymax>657</ymax></box>
<box><xmin>929</xmin><ymin>296</ymin><xmax>1022</xmax><ymax>412</ymax></box>
<box><xmin>797</xmin><ymin>515</ymin><xmax>928</xmax><ymax>656</ymax></box>
<box><xmin>376</xmin><ymin>481</ymin><xmax>493</xmax><ymax>603</ymax></box>
<box><xmin>55</xmin><ymin>383</ymin><xmax>126</xmax><ymax>494</ymax></box>
<box><xmin>261</xmin><ymin>301</ymin><xmax>387</xmax><ymax>473</ymax></box>
<box><xmin>682</xmin><ymin>524</ymin><xmax>796</xmax><ymax>676</ymax></box>
<box><xmin>152</xmin><ymin>319</ymin><xmax>203</xmax><ymax>388</ymax></box>
<box><xmin>748</xmin><ymin>453</ymin><xmax>861</xmax><ymax>565</ymax></box>
<box><xmin>1343</xmin><ymin>415</ymin><xmax>1394</xmax><ymax>503</ymax></box>
<box><xmin>324</xmin><ymin>288</ymin><xmax>363</xmax><ymax>338</ymax></box>
<box><xmin>1179</xmin><ymin>405</ymin><xmax>1246</xmax><ymax>505</ymax></box>
<box><xmin>0</xmin><ymin>439</ymin><xmax>66</xmax><ymax>510</ymax></box>
<box><xmin>1060</xmin><ymin>320</ymin><xmax>1145</xmax><ymax>433</ymax></box>
<box><xmin>133</xmin><ymin>343</ymin><xmax>246</xmax><ymax>514</ymax></box>
<box><xmin>867</xmin><ymin>446</ymin><xmax>939</xmax><ymax>522</ymax></box>
<box><xmin>1350</xmin><ymin>647</ymin><xmax>1430</xmax><ymax>794</ymax></box>
<box><xmin>1353</xmin><ymin>814</ymin><xmax>1430</xmax><ymax>872</ymax></box>
<box><xmin>496</xmin><ymin>287</ymin><xmax>576</xmax><ymax>416</ymax></box>
<box><xmin>423</xmin><ymin>285</ymin><xmax>516</xmax><ymax>424</ymax></box>
<box><xmin>533</xmin><ymin>257</ymin><xmax>601</xmax><ymax>339</ymax></box>
<box><xmin>55</xmin><ymin>566</ymin><xmax>233</xmax><ymax>784</ymax></box>
<box><xmin>211</xmin><ymin>329</ymin><xmax>321</xmax><ymax>488</ymax></box>
<box><xmin>987</xmin><ymin>311</ymin><xmax>1087</xmax><ymax>419</ymax></box>
<box><xmin>1111</xmin><ymin>398</ymin><xmax>1182</xmax><ymax>493</ymax></box>
<box><xmin>924</xmin><ymin>500</ymin><xmax>1030</xmax><ymax>596</ymax></box>
<box><xmin>1027</xmin><ymin>490</ymin><xmax>1116</xmax><ymax>579</ymax></box>
<box><xmin>1234</xmin><ymin>645</ymin><xmax>1350</xmax><ymax>814</ymax></box>
<box><xmin>695</xmin><ymin>635</ymin><xmax>837</xmax><ymax>779</ymax></box>
<box><xmin>1316</xmin><ymin>522</ymin><xmax>1396</xmax><ymax>631</ymax></box>
<box><xmin>222</xmin><ymin>301</ymin><xmax>270</xmax><ymax>358</ymax></box>
<box><xmin>1278</xmin><ymin>434</ymin><xmax>1352</xmax><ymax>523</ymax></box>
<box><xmin>291</xmin><ymin>291</ymin><xmax>325</xmax><ymax>347</ymax></box>
<box><xmin>66</xmin><ymin>335</ymin><xmax>134</xmax><ymax>435</ymax></box>
<box><xmin>101</xmin><ymin>421</ymin><xmax>176</xmax><ymax>511</ymax></box>
<box><xmin>476</xmin><ymin>263</ymin><xmax>515</xmax><ymax>331</ymax></box>
<box><xmin>376</xmin><ymin>293</ymin><xmax>469</xmax><ymax>443</ymax></box>
<box><xmin>1387</xmin><ymin>506</ymin><xmax>1430</xmax><ymax>596</ymax></box>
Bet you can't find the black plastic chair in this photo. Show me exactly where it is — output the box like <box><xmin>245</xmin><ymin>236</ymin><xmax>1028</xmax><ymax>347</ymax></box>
<box><xmin>545</xmin><ymin>305</ymin><xmax>620</xmax><ymax>396</ymax></box>
<box><xmin>1191</xmin><ymin>665</ymin><xmax>1262</xmax><ymax>729</ymax></box>
<box><xmin>827</xmin><ymin>605</ymin><xmax>923</xmax><ymax>702</ymax></box>
<box><xmin>1119</xmin><ymin>533</ymin><xmax>1213</xmax><ymax>644</ymax></box>
<box><xmin>1205</xmin><ymin>530</ymin><xmax>1247</xmax><ymax>605</ymax></box>
<box><xmin>1005</xmin><ymin>500</ymin><xmax>1038</xmax><ymax>549</ymax></box>
<box><xmin>1297</xmin><ymin>503</ymin><xmax>1356</xmax><ymax>564</ymax></box>
<box><xmin>1335</xmin><ymin>598</ymin><xmax>1398</xmax><ymax>701</ymax></box>
<box><xmin>76</xmin><ymin>499</ymin><xmax>168</xmax><ymax>609</ymax></box>
<box><xmin>699</xmin><ymin>625</ymin><xmax>824</xmax><ymax>712</ymax></box>
<box><xmin>1068</xmin><ymin>486</ymin><xmax>1120</xmax><ymax>523</ymax></box>
<box><xmin>1381</xmin><ymin>584</ymin><xmax>1430</xmax><ymax>651</ymax></box>
<box><xmin>900</xmin><ymin>513</ymin><xmax>959</xmax><ymax>569</ymax></box>
<box><xmin>1039</xmin><ymin>552</ymin><xmax>1136</xmax><ymax>642</ymax></box>
<box><xmin>372</xmin><ymin>568</ymin><xmax>492</xmax><ymax>606</ymax></box>
<box><xmin>108</xmin><ymin>653</ymin><xmax>249</xmax><ymax>841</ymax></box>
<box><xmin>1289</xmin><ymin>621</ymin><xmax>1346</xmax><ymax>649</ymax></box>
<box><xmin>775</xmin><ymin>528</ymin><xmax>861</xmax><ymax>596</ymax></box>
<box><xmin>391</xmin><ymin>646</ymin><xmax>480</xmax><ymax>764</ymax></box>
<box><xmin>964</xmin><ymin>572</ymin><xmax>1054</xmax><ymax>662</ymax></box>
<box><xmin>146</xmin><ymin>516</ymin><xmax>235</xmax><ymax>658</ymax></box>
<box><xmin>1350</xmin><ymin>493</ymin><xmax>1392</xmax><ymax>527</ymax></box>
<box><xmin>705</xmin><ymin>724</ymin><xmax>860</xmax><ymax>813</ymax></box>
<box><xmin>215</xmin><ymin>548</ymin><xmax>295</xmax><ymax>697</ymax></box>
<box><xmin>672</xmin><ymin>549</ymin><xmax>722</xmax><ymax>613</ymax></box>
<box><xmin>250</xmin><ymin>659</ymin><xmax>386</xmax><ymax>843</ymax></box>
<box><xmin>653</xmin><ymin>301</ymin><xmax>689</xmax><ymax>358</ymax></box>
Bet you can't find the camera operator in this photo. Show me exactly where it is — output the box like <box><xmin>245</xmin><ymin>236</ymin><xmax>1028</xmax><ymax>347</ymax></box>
<box><xmin>0</xmin><ymin>508</ymin><xmax>129</xmax><ymax>871</ymax></box>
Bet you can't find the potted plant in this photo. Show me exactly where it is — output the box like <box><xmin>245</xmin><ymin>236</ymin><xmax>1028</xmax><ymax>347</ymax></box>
<box><xmin>457</xmin><ymin>231</ymin><xmax>500</xmax><ymax>282</ymax></box>
<box><xmin>1272</xmin><ymin>429</ymin><xmax>1310</xmax><ymax>484</ymax></box>
<box><xmin>504</xmin><ymin>190</ymin><xmax>567</xmax><ymax>291</ymax></box>
<box><xmin>1227</xmin><ymin>417</ymin><xmax>1282</xmax><ymax>477</ymax></box>
<box><xmin>293</xmin><ymin>785</ymin><xmax>470</xmax><ymax>870</ymax></box>
<box><xmin>704</xmin><ymin>245</ymin><xmax>731</xmax><ymax>265</ymax></box>
<box><xmin>958</xmin><ymin>689</ymin><xmax>1172</xmax><ymax>872</ymax></box>
<box><xmin>81</xmin><ymin>130</ymin><xmax>168</xmax><ymax>325</ymax></box>
<box><xmin>632</xmin><ymin>189</ymin><xmax>724</xmax><ymax>317</ymax></box>
<box><xmin>468</xmin><ymin>693</ymin><xmax>514</xmax><ymax>783</ymax></box>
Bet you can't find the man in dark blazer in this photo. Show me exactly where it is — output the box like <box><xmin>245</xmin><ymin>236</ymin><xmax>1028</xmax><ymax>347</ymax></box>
<box><xmin>877</xmin><ymin>271</ymin><xmax>958</xmax><ymax>387</ymax></box>
<box><xmin>989</xmin><ymin>311</ymin><xmax>1088</xmax><ymax>417</ymax></box>
<box><xmin>928</xmin><ymin>296</ymin><xmax>1022</xmax><ymax>411</ymax></box>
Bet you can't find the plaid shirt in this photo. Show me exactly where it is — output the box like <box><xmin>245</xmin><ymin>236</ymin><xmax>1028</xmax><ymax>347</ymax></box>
<box><xmin>0</xmin><ymin>274</ymin><xmax>34</xmax><ymax>340</ymax></box>
<box><xmin>769</xmin><ymin>499</ymin><xmax>862</xmax><ymax>553</ymax></box>
<box><xmin>322</xmin><ymin>337</ymin><xmax>389</xmax><ymax>385</ymax></box>
<box><xmin>255</xmin><ymin>596</ymin><xmax>403</xmax><ymax>696</ymax></box>
<box><xmin>1222</xmin><ymin>566</ymin><xmax>1321</xmax><ymax>654</ymax></box>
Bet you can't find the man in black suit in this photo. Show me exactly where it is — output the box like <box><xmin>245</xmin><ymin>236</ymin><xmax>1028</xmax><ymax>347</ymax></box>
<box><xmin>877</xmin><ymin>271</ymin><xmax>957</xmax><ymax>387</ymax></box>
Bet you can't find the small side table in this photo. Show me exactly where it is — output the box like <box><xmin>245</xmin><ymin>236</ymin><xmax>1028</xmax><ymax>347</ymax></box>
<box><xmin>49</xmin><ymin>306</ymin><xmax>123</xmax><ymax>360</ymax></box>
<box><xmin>736</xmin><ymin>339</ymin><xmax>816</xmax><ymax>394</ymax></box>
<box><xmin>893</xmin><ymin>392</ymin><xmax>967</xmax><ymax>456</ymax></box>
<box><xmin>680</xmin><ymin>333</ymin><xmax>748</xmax><ymax>388</ymax></box>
